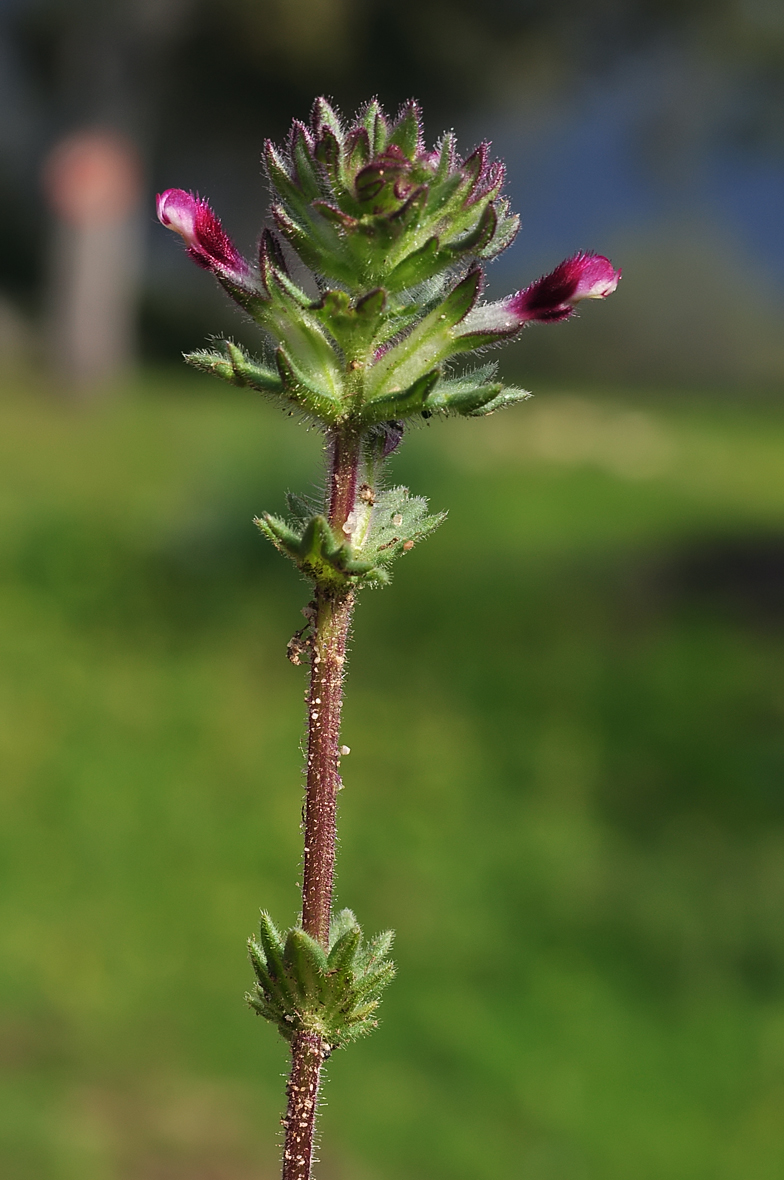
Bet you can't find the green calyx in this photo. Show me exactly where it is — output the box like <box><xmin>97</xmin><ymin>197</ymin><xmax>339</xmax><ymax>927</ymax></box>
<box><xmin>247</xmin><ymin>909</ymin><xmax>395</xmax><ymax>1048</ymax></box>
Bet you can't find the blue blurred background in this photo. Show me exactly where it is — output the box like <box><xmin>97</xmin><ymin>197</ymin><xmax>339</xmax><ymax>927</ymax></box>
<box><xmin>1</xmin><ymin>2</ymin><xmax>783</xmax><ymax>1178</ymax></box>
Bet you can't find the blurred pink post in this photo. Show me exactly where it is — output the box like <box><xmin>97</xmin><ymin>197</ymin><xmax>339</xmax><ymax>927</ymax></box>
<box><xmin>43</xmin><ymin>130</ymin><xmax>143</xmax><ymax>392</ymax></box>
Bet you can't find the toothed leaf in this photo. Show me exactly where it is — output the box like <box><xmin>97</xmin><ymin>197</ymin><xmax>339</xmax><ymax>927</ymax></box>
<box><xmin>284</xmin><ymin>928</ymin><xmax>330</xmax><ymax>1004</ymax></box>
<box><xmin>366</xmin><ymin>269</ymin><xmax>481</xmax><ymax>398</ymax></box>
<box><xmin>388</xmin><ymin>101</ymin><xmax>422</xmax><ymax>160</ymax></box>
<box><xmin>329</xmin><ymin>908</ymin><xmax>361</xmax><ymax>948</ymax></box>
<box><xmin>361</xmin><ymin>369</ymin><xmax>439</xmax><ymax>424</ymax></box>
<box><xmin>327</xmin><ymin>927</ymin><xmax>362</xmax><ymax>979</ymax></box>
<box><xmin>286</xmin><ymin>491</ymin><xmax>316</xmax><ymax>523</ymax></box>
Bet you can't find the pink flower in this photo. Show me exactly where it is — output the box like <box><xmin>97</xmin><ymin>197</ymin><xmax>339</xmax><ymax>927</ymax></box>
<box><xmin>458</xmin><ymin>251</ymin><xmax>621</xmax><ymax>342</ymax></box>
<box><xmin>507</xmin><ymin>252</ymin><xmax>621</xmax><ymax>323</ymax></box>
<box><xmin>156</xmin><ymin>189</ymin><xmax>253</xmax><ymax>287</ymax></box>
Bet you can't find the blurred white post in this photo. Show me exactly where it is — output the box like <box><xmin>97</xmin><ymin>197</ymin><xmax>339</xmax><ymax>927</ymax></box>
<box><xmin>43</xmin><ymin>130</ymin><xmax>144</xmax><ymax>393</ymax></box>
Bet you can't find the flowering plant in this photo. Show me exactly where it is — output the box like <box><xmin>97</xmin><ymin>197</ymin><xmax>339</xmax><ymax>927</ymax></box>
<box><xmin>158</xmin><ymin>97</ymin><xmax>619</xmax><ymax>1180</ymax></box>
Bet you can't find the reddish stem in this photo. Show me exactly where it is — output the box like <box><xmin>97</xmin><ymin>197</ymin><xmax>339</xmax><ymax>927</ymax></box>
<box><xmin>327</xmin><ymin>427</ymin><xmax>361</xmax><ymax>532</ymax></box>
<box><xmin>280</xmin><ymin>428</ymin><xmax>361</xmax><ymax>1180</ymax></box>
<box><xmin>281</xmin><ymin>1033</ymin><xmax>329</xmax><ymax>1180</ymax></box>
<box><xmin>299</xmin><ymin>588</ymin><xmax>353</xmax><ymax>947</ymax></box>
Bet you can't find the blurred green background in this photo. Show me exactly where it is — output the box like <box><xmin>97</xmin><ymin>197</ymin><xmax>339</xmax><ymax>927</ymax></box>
<box><xmin>2</xmin><ymin>1</ymin><xmax>784</xmax><ymax>1178</ymax></box>
<box><xmin>1</xmin><ymin>374</ymin><xmax>784</xmax><ymax>1179</ymax></box>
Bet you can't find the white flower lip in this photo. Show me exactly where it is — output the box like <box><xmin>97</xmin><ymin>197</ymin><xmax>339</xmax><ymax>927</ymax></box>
<box><xmin>156</xmin><ymin>189</ymin><xmax>198</xmax><ymax>245</ymax></box>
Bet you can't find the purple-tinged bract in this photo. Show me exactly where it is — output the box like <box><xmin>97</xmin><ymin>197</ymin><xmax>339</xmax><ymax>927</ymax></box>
<box><xmin>260</xmin><ymin>98</ymin><xmax>520</xmax><ymax>291</ymax></box>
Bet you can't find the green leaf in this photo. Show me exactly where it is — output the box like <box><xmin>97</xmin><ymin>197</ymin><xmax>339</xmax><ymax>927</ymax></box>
<box><xmin>425</xmin><ymin>168</ymin><xmax>468</xmax><ymax>219</ymax></box>
<box><xmin>351</xmin><ymin>485</ymin><xmax>447</xmax><ymax>578</ymax></box>
<box><xmin>479</xmin><ymin>208</ymin><xmax>520</xmax><ymax>260</ymax></box>
<box><xmin>314</xmin><ymin>127</ymin><xmax>342</xmax><ymax>181</ymax></box>
<box><xmin>271</xmin><ymin>204</ymin><xmax>356</xmax><ymax>287</ymax></box>
<box><xmin>183</xmin><ymin>342</ymin><xmax>283</xmax><ymax>394</ymax></box>
<box><xmin>344</xmin><ymin>127</ymin><xmax>371</xmax><ymax>181</ymax></box>
<box><xmin>351</xmin><ymin>960</ymin><xmax>396</xmax><ymax>1002</ymax></box>
<box><xmin>265</xmin><ymin>266</ymin><xmax>313</xmax><ymax>309</ymax></box>
<box><xmin>254</xmin><ymin>512</ymin><xmax>307</xmax><ymax>562</ymax></box>
<box><xmin>247</xmin><ymin>988</ymin><xmax>285</xmax><ymax>1025</ymax></box>
<box><xmin>256</xmin><ymin>913</ymin><xmax>298</xmax><ymax>1009</ymax></box>
<box><xmin>264</xmin><ymin>142</ymin><xmax>314</xmax><ymax>219</ymax></box>
<box><xmin>360</xmin><ymin>369</ymin><xmax>440</xmax><ymax>424</ymax></box>
<box><xmin>434</xmin><ymin>131</ymin><xmax>455</xmax><ymax>178</ymax></box>
<box><xmin>257</xmin><ymin>912</ymin><xmax>285</xmax><ymax>965</ymax></box>
<box><xmin>327</xmin><ymin>926</ymin><xmax>361</xmax><ymax>979</ymax></box>
<box><xmin>311</xmin><ymin>287</ymin><xmax>387</xmax><ymax>355</ymax></box>
<box><xmin>284</xmin><ymin>928</ymin><xmax>330</xmax><ymax>1004</ymax></box>
<box><xmin>291</xmin><ymin>122</ymin><xmax>323</xmax><ymax>200</ymax></box>
<box><xmin>248</xmin><ymin>938</ymin><xmax>273</xmax><ymax>990</ymax></box>
<box><xmin>312</xmin><ymin>97</ymin><xmax>344</xmax><ymax>142</ymax></box>
<box><xmin>183</xmin><ymin>348</ymin><xmax>234</xmax><ymax>382</ymax></box>
<box><xmin>257</xmin><ymin>274</ymin><xmax>345</xmax><ymax>401</ymax></box>
<box><xmin>286</xmin><ymin>491</ymin><xmax>317</xmax><ymax>524</ymax></box>
<box><xmin>248</xmin><ymin>943</ymin><xmax>290</xmax><ymax>1014</ymax></box>
<box><xmin>358</xmin><ymin>928</ymin><xmax>395</xmax><ymax>974</ymax></box>
<box><xmin>256</xmin><ymin>480</ymin><xmax>445</xmax><ymax>591</ymax></box>
<box><xmin>366</xmin><ymin>268</ymin><xmax>481</xmax><ymax>398</ymax></box>
<box><xmin>254</xmin><ymin>511</ymin><xmax>350</xmax><ymax>590</ymax></box>
<box><xmin>361</xmin><ymin>99</ymin><xmax>388</xmax><ymax>155</ymax></box>
<box><xmin>446</xmin><ymin>202</ymin><xmax>497</xmax><ymax>258</ymax></box>
<box><xmin>464</xmin><ymin>385</ymin><xmax>532</xmax><ymax>416</ymax></box>
<box><xmin>384</xmin><ymin>236</ymin><xmax>446</xmax><ymax>293</ymax></box>
<box><xmin>329</xmin><ymin>909</ymin><xmax>360</xmax><ymax>946</ymax></box>
<box><xmin>275</xmin><ymin>348</ymin><xmax>344</xmax><ymax>424</ymax></box>
<box><xmin>388</xmin><ymin>100</ymin><xmax>421</xmax><ymax>160</ymax></box>
<box><xmin>423</xmin><ymin>364</ymin><xmax>531</xmax><ymax>417</ymax></box>
<box><xmin>298</xmin><ymin>515</ymin><xmax>350</xmax><ymax>573</ymax></box>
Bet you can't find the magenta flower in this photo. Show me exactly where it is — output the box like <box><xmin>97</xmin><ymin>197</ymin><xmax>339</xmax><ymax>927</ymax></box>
<box><xmin>508</xmin><ymin>252</ymin><xmax>621</xmax><ymax>323</ymax></box>
<box><xmin>156</xmin><ymin>188</ymin><xmax>254</xmax><ymax>290</ymax></box>
<box><xmin>458</xmin><ymin>251</ymin><xmax>621</xmax><ymax>343</ymax></box>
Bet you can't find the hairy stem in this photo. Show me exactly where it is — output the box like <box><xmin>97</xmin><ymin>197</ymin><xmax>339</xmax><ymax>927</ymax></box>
<box><xmin>300</xmin><ymin>586</ymin><xmax>354</xmax><ymax>945</ymax></box>
<box><xmin>327</xmin><ymin>426</ymin><xmax>361</xmax><ymax>531</ymax></box>
<box><xmin>281</xmin><ymin>1032</ymin><xmax>329</xmax><ymax>1180</ymax></box>
<box><xmin>280</xmin><ymin>428</ymin><xmax>361</xmax><ymax>1180</ymax></box>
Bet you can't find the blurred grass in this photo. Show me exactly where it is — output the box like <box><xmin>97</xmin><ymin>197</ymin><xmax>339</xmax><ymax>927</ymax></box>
<box><xmin>1</xmin><ymin>372</ymin><xmax>783</xmax><ymax>1180</ymax></box>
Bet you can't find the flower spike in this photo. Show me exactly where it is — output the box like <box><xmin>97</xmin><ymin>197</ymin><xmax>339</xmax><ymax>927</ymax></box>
<box><xmin>157</xmin><ymin>106</ymin><xmax>619</xmax><ymax>449</ymax></box>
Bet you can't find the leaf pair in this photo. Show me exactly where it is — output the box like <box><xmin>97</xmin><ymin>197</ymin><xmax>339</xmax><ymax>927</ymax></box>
<box><xmin>256</xmin><ymin>486</ymin><xmax>446</xmax><ymax>591</ymax></box>
<box><xmin>247</xmin><ymin>909</ymin><xmax>395</xmax><ymax>1047</ymax></box>
<box><xmin>185</xmin><ymin>309</ymin><xmax>531</xmax><ymax>431</ymax></box>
